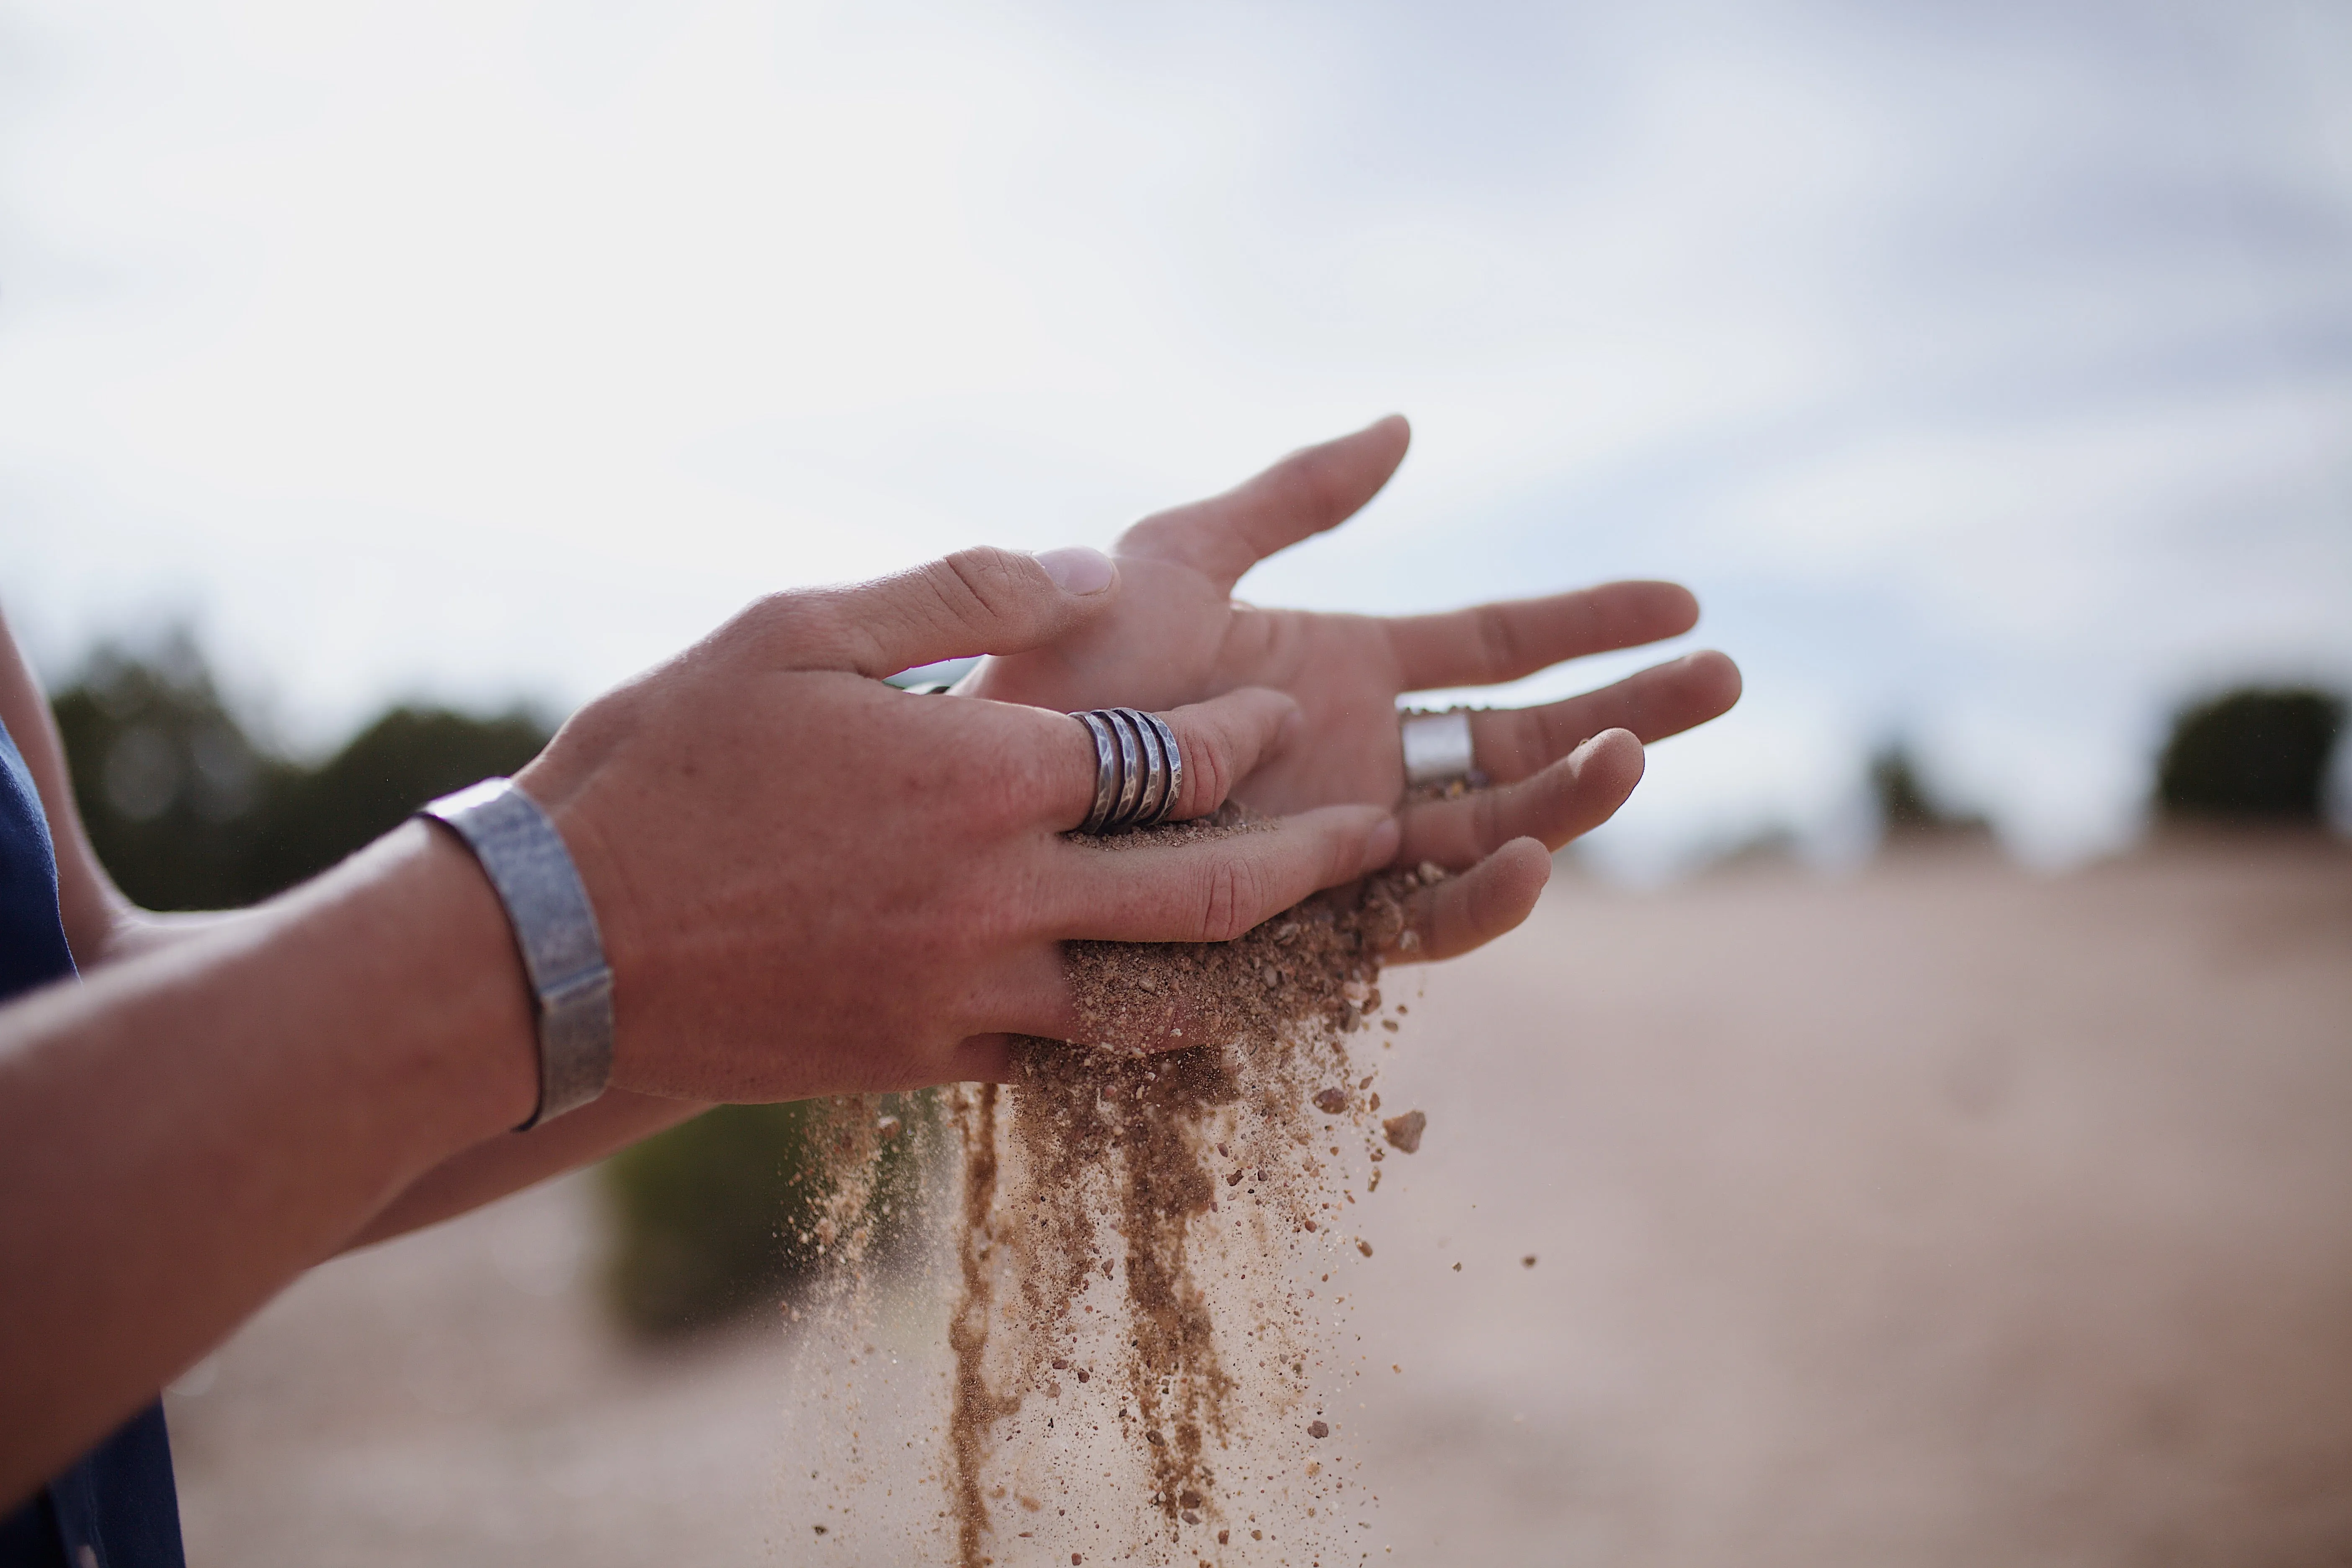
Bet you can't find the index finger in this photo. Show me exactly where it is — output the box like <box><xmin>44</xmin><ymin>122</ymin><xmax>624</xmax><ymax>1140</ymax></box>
<box><xmin>1384</xmin><ymin>580</ymin><xmax>1699</xmax><ymax>692</ymax></box>
<box><xmin>1115</xmin><ymin>416</ymin><xmax>1411</xmax><ymax>591</ymax></box>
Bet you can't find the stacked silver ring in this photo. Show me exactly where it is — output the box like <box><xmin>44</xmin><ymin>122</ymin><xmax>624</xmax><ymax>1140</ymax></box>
<box><xmin>1073</xmin><ymin>708</ymin><xmax>1185</xmax><ymax>833</ymax></box>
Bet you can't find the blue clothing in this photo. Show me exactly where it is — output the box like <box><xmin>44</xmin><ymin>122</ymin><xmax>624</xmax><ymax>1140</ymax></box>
<box><xmin>0</xmin><ymin>715</ymin><xmax>186</xmax><ymax>1568</ymax></box>
<box><xmin>0</xmin><ymin>713</ymin><xmax>73</xmax><ymax>996</ymax></box>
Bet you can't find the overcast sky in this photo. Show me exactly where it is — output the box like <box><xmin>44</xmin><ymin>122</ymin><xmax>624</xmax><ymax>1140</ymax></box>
<box><xmin>3</xmin><ymin>0</ymin><xmax>2348</xmax><ymax>875</ymax></box>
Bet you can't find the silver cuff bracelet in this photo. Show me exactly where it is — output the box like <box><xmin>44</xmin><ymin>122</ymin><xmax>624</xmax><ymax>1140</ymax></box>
<box><xmin>420</xmin><ymin>778</ymin><xmax>614</xmax><ymax>1130</ymax></box>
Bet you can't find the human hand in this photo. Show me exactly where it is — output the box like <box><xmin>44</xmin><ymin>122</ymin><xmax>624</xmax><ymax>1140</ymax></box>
<box><xmin>515</xmin><ymin>547</ymin><xmax>1398</xmax><ymax>1102</ymax></box>
<box><xmin>962</xmin><ymin>417</ymin><xmax>1742</xmax><ymax>959</ymax></box>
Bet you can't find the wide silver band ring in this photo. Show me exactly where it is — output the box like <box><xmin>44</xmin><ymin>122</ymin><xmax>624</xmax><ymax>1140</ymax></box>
<box><xmin>1401</xmin><ymin>708</ymin><xmax>1478</xmax><ymax>788</ymax></box>
<box><xmin>1073</xmin><ymin>707</ymin><xmax>1185</xmax><ymax>833</ymax></box>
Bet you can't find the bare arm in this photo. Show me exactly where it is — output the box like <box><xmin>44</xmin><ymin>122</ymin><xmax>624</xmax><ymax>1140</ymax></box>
<box><xmin>340</xmin><ymin>1088</ymin><xmax>705</xmax><ymax>1249</ymax></box>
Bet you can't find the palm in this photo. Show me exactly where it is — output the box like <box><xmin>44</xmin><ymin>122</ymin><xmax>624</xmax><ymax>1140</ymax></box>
<box><xmin>965</xmin><ymin>417</ymin><xmax>1742</xmax><ymax>866</ymax></box>
<box><xmin>969</xmin><ymin>552</ymin><xmax>1413</xmax><ymax>815</ymax></box>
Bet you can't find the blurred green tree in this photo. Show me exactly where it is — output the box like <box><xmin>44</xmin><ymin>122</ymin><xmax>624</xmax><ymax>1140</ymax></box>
<box><xmin>240</xmin><ymin>705</ymin><xmax>553</xmax><ymax>900</ymax></box>
<box><xmin>51</xmin><ymin>632</ymin><xmax>297</xmax><ymax>911</ymax></box>
<box><xmin>52</xmin><ymin>632</ymin><xmax>550</xmax><ymax>908</ymax></box>
<box><xmin>1868</xmin><ymin>742</ymin><xmax>1988</xmax><ymax>841</ymax></box>
<box><xmin>601</xmin><ymin>1101</ymin><xmax>832</xmax><ymax>1337</ymax></box>
<box><xmin>601</xmin><ymin>1094</ymin><xmax>935</xmax><ymax>1338</ymax></box>
<box><xmin>2156</xmin><ymin>687</ymin><xmax>2344</xmax><ymax>823</ymax></box>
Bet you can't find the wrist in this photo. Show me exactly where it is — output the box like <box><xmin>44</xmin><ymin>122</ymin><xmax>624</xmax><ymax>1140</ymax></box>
<box><xmin>420</xmin><ymin>779</ymin><xmax>615</xmax><ymax>1128</ymax></box>
<box><xmin>297</xmin><ymin>822</ymin><xmax>544</xmax><ymax>1153</ymax></box>
<box><xmin>512</xmin><ymin>752</ymin><xmax>655</xmax><ymax>1090</ymax></box>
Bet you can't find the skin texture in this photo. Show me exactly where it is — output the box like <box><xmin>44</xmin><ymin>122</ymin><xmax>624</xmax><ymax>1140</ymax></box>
<box><xmin>0</xmin><ymin>549</ymin><xmax>1399</xmax><ymax>1506</ymax></box>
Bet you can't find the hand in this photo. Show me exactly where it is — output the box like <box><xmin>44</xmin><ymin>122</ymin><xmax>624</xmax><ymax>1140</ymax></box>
<box><xmin>962</xmin><ymin>416</ymin><xmax>1742</xmax><ymax>958</ymax></box>
<box><xmin>516</xmin><ymin>545</ymin><xmax>1398</xmax><ymax>1101</ymax></box>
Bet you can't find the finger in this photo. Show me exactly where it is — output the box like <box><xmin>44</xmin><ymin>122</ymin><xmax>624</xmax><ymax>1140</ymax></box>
<box><xmin>1055</xmin><ymin>804</ymin><xmax>1399</xmax><ymax>943</ymax></box>
<box><xmin>1031</xmin><ymin>686</ymin><xmax>1303</xmax><ymax>830</ymax></box>
<box><xmin>945</xmin><ymin>1034</ymin><xmax>1019</xmax><ymax>1083</ymax></box>
<box><xmin>776</xmin><ymin>545</ymin><xmax>1120</xmax><ymax>677</ymax></box>
<box><xmin>1385</xmin><ymin>580</ymin><xmax>1699</xmax><ymax>692</ymax></box>
<box><xmin>962</xmin><ymin>941</ymin><xmax>1188</xmax><ymax>1058</ymax></box>
<box><xmin>1116</xmin><ymin>415</ymin><xmax>1411</xmax><ymax>591</ymax></box>
<box><xmin>955</xmin><ymin>941</ymin><xmax>1083</xmax><ymax>1055</ymax></box>
<box><xmin>1396</xmin><ymin>729</ymin><xmax>1644</xmax><ymax>867</ymax></box>
<box><xmin>1388</xmin><ymin>837</ymin><xmax>1553</xmax><ymax>965</ymax></box>
<box><xmin>1467</xmin><ymin>651</ymin><xmax>1740</xmax><ymax>783</ymax></box>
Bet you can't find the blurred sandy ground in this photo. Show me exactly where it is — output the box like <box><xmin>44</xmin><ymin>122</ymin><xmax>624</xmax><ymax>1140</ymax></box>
<box><xmin>168</xmin><ymin>837</ymin><xmax>2352</xmax><ymax>1566</ymax></box>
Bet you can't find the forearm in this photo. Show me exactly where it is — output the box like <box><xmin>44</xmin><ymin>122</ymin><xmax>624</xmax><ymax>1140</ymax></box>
<box><xmin>342</xmin><ymin>1088</ymin><xmax>709</xmax><ymax>1252</ymax></box>
<box><xmin>0</xmin><ymin>820</ymin><xmax>538</xmax><ymax>1506</ymax></box>
<box><xmin>28</xmin><ymin>815</ymin><xmax>659</xmax><ymax>1261</ymax></box>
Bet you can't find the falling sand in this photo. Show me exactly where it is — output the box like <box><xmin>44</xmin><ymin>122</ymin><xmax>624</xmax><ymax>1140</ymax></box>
<box><xmin>796</xmin><ymin>823</ymin><xmax>1442</xmax><ymax>1567</ymax></box>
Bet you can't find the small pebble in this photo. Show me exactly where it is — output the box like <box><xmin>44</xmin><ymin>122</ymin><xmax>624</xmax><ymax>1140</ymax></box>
<box><xmin>1382</xmin><ymin>1110</ymin><xmax>1427</xmax><ymax>1154</ymax></box>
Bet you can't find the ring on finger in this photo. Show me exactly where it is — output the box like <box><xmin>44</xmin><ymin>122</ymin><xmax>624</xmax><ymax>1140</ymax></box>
<box><xmin>1124</xmin><ymin>709</ymin><xmax>1170</xmax><ymax>825</ymax></box>
<box><xmin>1073</xmin><ymin>707</ymin><xmax>1185</xmax><ymax>833</ymax></box>
<box><xmin>1400</xmin><ymin>708</ymin><xmax>1482</xmax><ymax>789</ymax></box>
<box><xmin>1076</xmin><ymin>712</ymin><xmax>1120</xmax><ymax>831</ymax></box>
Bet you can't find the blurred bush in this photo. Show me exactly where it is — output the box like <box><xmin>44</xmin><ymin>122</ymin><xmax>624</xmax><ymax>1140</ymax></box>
<box><xmin>51</xmin><ymin>631</ymin><xmax>551</xmax><ymax>909</ymax></box>
<box><xmin>1868</xmin><ymin>742</ymin><xmax>1988</xmax><ymax>841</ymax></box>
<box><xmin>241</xmin><ymin>705</ymin><xmax>553</xmax><ymax>900</ymax></box>
<box><xmin>600</xmin><ymin>1094</ymin><xmax>934</xmax><ymax>1339</ymax></box>
<box><xmin>2156</xmin><ymin>687</ymin><xmax>2344</xmax><ymax>823</ymax></box>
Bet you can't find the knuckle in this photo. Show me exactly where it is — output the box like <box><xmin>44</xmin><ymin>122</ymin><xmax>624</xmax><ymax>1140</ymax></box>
<box><xmin>1326</xmin><ymin>822</ymin><xmax>1368</xmax><ymax>883</ymax></box>
<box><xmin>1532</xmin><ymin>703</ymin><xmax>1582</xmax><ymax>774</ymax></box>
<box><xmin>738</xmin><ymin>588</ymin><xmax>808</xmax><ymax>639</ymax></box>
<box><xmin>920</xmin><ymin>556</ymin><xmax>996</xmax><ymax>632</ymax></box>
<box><xmin>1470</xmin><ymin>787</ymin><xmax>1507</xmax><ymax>853</ymax></box>
<box><xmin>1197</xmin><ymin>857</ymin><xmax>1264</xmax><ymax>943</ymax></box>
<box><xmin>1471</xmin><ymin>604</ymin><xmax>1526</xmax><ymax>680</ymax></box>
<box><xmin>739</xmin><ymin>588</ymin><xmax>849</xmax><ymax>663</ymax></box>
<box><xmin>1181</xmin><ymin>722</ymin><xmax>1233</xmax><ymax>815</ymax></box>
<box><xmin>937</xmin><ymin>547</ymin><xmax>1036</xmax><ymax>625</ymax></box>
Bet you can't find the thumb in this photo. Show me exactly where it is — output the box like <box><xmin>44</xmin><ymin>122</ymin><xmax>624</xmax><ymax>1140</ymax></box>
<box><xmin>789</xmin><ymin>545</ymin><xmax>1119</xmax><ymax>677</ymax></box>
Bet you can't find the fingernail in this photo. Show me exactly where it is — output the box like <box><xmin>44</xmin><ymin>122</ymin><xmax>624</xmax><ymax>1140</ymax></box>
<box><xmin>1036</xmin><ymin>546</ymin><xmax>1116</xmax><ymax>596</ymax></box>
<box><xmin>1361</xmin><ymin>816</ymin><xmax>1401</xmax><ymax>874</ymax></box>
